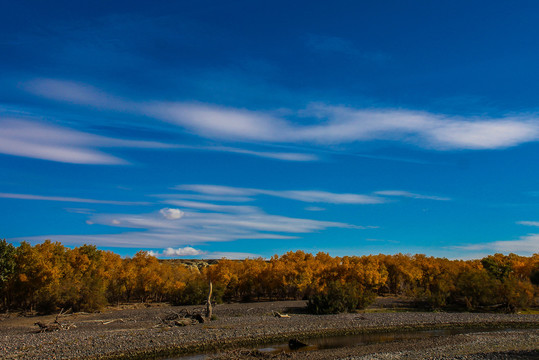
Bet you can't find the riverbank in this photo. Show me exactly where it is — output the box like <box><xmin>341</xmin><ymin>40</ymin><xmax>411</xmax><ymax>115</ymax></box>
<box><xmin>209</xmin><ymin>329</ymin><xmax>539</xmax><ymax>359</ymax></box>
<box><xmin>0</xmin><ymin>300</ymin><xmax>538</xmax><ymax>359</ymax></box>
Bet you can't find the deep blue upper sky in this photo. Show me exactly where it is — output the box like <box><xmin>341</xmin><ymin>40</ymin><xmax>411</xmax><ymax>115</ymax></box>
<box><xmin>1</xmin><ymin>0</ymin><xmax>538</xmax><ymax>259</ymax></box>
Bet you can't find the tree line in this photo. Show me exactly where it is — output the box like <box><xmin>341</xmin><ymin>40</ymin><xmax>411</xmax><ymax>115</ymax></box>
<box><xmin>0</xmin><ymin>239</ymin><xmax>538</xmax><ymax>314</ymax></box>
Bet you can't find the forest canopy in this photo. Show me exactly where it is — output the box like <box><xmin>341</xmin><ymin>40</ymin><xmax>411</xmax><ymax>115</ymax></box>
<box><xmin>0</xmin><ymin>239</ymin><xmax>537</xmax><ymax>314</ymax></box>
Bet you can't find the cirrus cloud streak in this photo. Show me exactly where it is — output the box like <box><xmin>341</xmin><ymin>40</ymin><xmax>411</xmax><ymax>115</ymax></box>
<box><xmin>26</xmin><ymin>79</ymin><xmax>539</xmax><ymax>151</ymax></box>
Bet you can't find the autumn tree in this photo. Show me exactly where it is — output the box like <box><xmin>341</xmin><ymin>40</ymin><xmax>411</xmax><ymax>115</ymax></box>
<box><xmin>1</xmin><ymin>240</ymin><xmax>536</xmax><ymax>313</ymax></box>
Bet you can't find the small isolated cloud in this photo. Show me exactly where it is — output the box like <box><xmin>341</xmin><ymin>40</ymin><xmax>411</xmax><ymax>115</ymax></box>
<box><xmin>162</xmin><ymin>246</ymin><xmax>203</xmax><ymax>256</ymax></box>
<box><xmin>159</xmin><ymin>208</ymin><xmax>185</xmax><ymax>220</ymax></box>
<box><xmin>111</xmin><ymin>219</ymin><xmax>121</xmax><ymax>225</ymax></box>
<box><xmin>517</xmin><ymin>221</ymin><xmax>539</xmax><ymax>227</ymax></box>
<box><xmin>375</xmin><ymin>190</ymin><xmax>451</xmax><ymax>201</ymax></box>
<box><xmin>85</xmin><ymin>220</ymin><xmax>94</xmax><ymax>225</ymax></box>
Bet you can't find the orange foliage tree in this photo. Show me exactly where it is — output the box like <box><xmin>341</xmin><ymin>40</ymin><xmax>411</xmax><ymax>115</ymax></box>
<box><xmin>0</xmin><ymin>240</ymin><xmax>537</xmax><ymax>314</ymax></box>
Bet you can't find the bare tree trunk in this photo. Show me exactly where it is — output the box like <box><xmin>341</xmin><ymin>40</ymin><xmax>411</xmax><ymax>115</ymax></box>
<box><xmin>205</xmin><ymin>279</ymin><xmax>213</xmax><ymax>320</ymax></box>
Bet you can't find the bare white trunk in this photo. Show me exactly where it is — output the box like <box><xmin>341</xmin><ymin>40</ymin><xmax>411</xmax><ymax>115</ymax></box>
<box><xmin>205</xmin><ymin>280</ymin><xmax>213</xmax><ymax>320</ymax></box>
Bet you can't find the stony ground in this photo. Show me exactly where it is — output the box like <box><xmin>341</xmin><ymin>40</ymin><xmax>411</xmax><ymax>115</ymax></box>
<box><xmin>0</xmin><ymin>299</ymin><xmax>537</xmax><ymax>359</ymax></box>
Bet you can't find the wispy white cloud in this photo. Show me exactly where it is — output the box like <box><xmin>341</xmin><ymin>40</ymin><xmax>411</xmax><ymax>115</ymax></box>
<box><xmin>262</xmin><ymin>190</ymin><xmax>384</xmax><ymax>204</ymax></box>
<box><xmin>27</xmin><ymin>79</ymin><xmax>539</xmax><ymax>151</ymax></box>
<box><xmin>24</xmin><ymin>79</ymin><xmax>132</xmax><ymax>111</ymax></box>
<box><xmin>0</xmin><ymin>118</ymin><xmax>173</xmax><ymax>164</ymax></box>
<box><xmin>211</xmin><ymin>146</ymin><xmax>318</xmax><ymax>161</ymax></box>
<box><xmin>305</xmin><ymin>34</ymin><xmax>389</xmax><ymax>61</ymax></box>
<box><xmin>65</xmin><ymin>208</ymin><xmax>96</xmax><ymax>214</ymax></box>
<box><xmin>374</xmin><ymin>190</ymin><xmax>451</xmax><ymax>201</ymax></box>
<box><xmin>452</xmin><ymin>233</ymin><xmax>539</xmax><ymax>255</ymax></box>
<box><xmin>517</xmin><ymin>221</ymin><xmax>539</xmax><ymax>227</ymax></box>
<box><xmin>148</xmin><ymin>102</ymin><xmax>539</xmax><ymax>150</ymax></box>
<box><xmin>169</xmin><ymin>144</ymin><xmax>317</xmax><ymax>162</ymax></box>
<box><xmin>0</xmin><ymin>118</ymin><xmax>125</xmax><ymax>164</ymax></box>
<box><xmin>297</xmin><ymin>105</ymin><xmax>539</xmax><ymax>150</ymax></box>
<box><xmin>2</xmin><ymin>109</ymin><xmax>313</xmax><ymax>166</ymax></box>
<box><xmin>18</xmin><ymin>199</ymin><xmax>371</xmax><ymax>248</ymax></box>
<box><xmin>175</xmin><ymin>184</ymin><xmax>448</xmax><ymax>204</ymax></box>
<box><xmin>156</xmin><ymin>193</ymin><xmax>254</xmax><ymax>203</ymax></box>
<box><xmin>365</xmin><ymin>238</ymin><xmax>399</xmax><ymax>243</ymax></box>
<box><xmin>176</xmin><ymin>184</ymin><xmax>254</xmax><ymax>196</ymax></box>
<box><xmin>427</xmin><ymin>119</ymin><xmax>538</xmax><ymax>150</ymax></box>
<box><xmin>163</xmin><ymin>200</ymin><xmax>258</xmax><ymax>213</ymax></box>
<box><xmin>145</xmin><ymin>102</ymin><xmax>288</xmax><ymax>142</ymax></box>
<box><xmin>146</xmin><ymin>246</ymin><xmax>258</xmax><ymax>259</ymax></box>
<box><xmin>306</xmin><ymin>34</ymin><xmax>359</xmax><ymax>55</ymax></box>
<box><xmin>305</xmin><ymin>206</ymin><xmax>326</xmax><ymax>211</ymax></box>
<box><xmin>203</xmin><ymin>251</ymin><xmax>260</xmax><ymax>260</ymax></box>
<box><xmin>0</xmin><ymin>192</ymin><xmax>149</xmax><ymax>205</ymax></box>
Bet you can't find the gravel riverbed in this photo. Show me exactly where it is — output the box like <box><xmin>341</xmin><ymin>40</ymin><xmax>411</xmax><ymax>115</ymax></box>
<box><xmin>0</xmin><ymin>300</ymin><xmax>537</xmax><ymax>360</ymax></box>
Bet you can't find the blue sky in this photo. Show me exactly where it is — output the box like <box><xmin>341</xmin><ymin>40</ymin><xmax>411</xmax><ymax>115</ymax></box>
<box><xmin>1</xmin><ymin>0</ymin><xmax>538</xmax><ymax>259</ymax></box>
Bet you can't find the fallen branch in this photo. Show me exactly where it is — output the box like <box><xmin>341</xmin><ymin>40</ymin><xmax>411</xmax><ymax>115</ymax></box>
<box><xmin>34</xmin><ymin>308</ymin><xmax>77</xmax><ymax>332</ymax></box>
<box><xmin>34</xmin><ymin>320</ymin><xmax>76</xmax><ymax>332</ymax></box>
<box><xmin>157</xmin><ymin>307</ymin><xmax>210</xmax><ymax>328</ymax></box>
<box><xmin>272</xmin><ymin>311</ymin><xmax>290</xmax><ymax>318</ymax></box>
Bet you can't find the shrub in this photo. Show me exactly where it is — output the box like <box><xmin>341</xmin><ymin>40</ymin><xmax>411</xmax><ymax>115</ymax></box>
<box><xmin>455</xmin><ymin>269</ymin><xmax>501</xmax><ymax>310</ymax></box>
<box><xmin>307</xmin><ymin>281</ymin><xmax>375</xmax><ymax>314</ymax></box>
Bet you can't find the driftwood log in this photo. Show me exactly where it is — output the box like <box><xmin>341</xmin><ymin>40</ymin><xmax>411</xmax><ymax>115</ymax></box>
<box><xmin>34</xmin><ymin>308</ymin><xmax>76</xmax><ymax>332</ymax></box>
<box><xmin>156</xmin><ymin>280</ymin><xmax>214</xmax><ymax>328</ymax></box>
<box><xmin>272</xmin><ymin>311</ymin><xmax>290</xmax><ymax>318</ymax></box>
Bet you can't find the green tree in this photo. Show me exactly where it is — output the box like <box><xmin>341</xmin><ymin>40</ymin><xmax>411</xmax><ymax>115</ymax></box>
<box><xmin>481</xmin><ymin>254</ymin><xmax>512</xmax><ymax>281</ymax></box>
<box><xmin>0</xmin><ymin>239</ymin><xmax>16</xmax><ymax>309</ymax></box>
<box><xmin>307</xmin><ymin>280</ymin><xmax>375</xmax><ymax>314</ymax></box>
<box><xmin>455</xmin><ymin>269</ymin><xmax>500</xmax><ymax>310</ymax></box>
